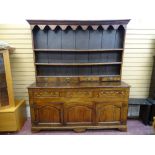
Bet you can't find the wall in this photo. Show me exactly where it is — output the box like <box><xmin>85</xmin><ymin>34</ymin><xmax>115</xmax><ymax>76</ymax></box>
<box><xmin>0</xmin><ymin>22</ymin><xmax>155</xmax><ymax>115</ymax></box>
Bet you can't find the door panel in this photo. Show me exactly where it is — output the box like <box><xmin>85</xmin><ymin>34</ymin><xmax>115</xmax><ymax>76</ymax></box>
<box><xmin>31</xmin><ymin>102</ymin><xmax>63</xmax><ymax>126</ymax></box>
<box><xmin>64</xmin><ymin>102</ymin><xmax>95</xmax><ymax>125</ymax></box>
<box><xmin>96</xmin><ymin>102</ymin><xmax>122</xmax><ymax>123</ymax></box>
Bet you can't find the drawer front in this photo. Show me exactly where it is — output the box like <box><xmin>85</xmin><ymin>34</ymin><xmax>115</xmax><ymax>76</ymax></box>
<box><xmin>94</xmin><ymin>89</ymin><xmax>129</xmax><ymax>98</ymax></box>
<box><xmin>60</xmin><ymin>90</ymin><xmax>93</xmax><ymax>98</ymax></box>
<box><xmin>33</xmin><ymin>90</ymin><xmax>60</xmax><ymax>98</ymax></box>
<box><xmin>30</xmin><ymin>88</ymin><xmax>129</xmax><ymax>99</ymax></box>
<box><xmin>101</xmin><ymin>76</ymin><xmax>121</xmax><ymax>82</ymax></box>
<box><xmin>80</xmin><ymin>77</ymin><xmax>99</xmax><ymax>82</ymax></box>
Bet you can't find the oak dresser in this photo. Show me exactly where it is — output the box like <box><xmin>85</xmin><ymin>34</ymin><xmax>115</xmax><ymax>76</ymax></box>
<box><xmin>27</xmin><ymin>20</ymin><xmax>130</xmax><ymax>132</ymax></box>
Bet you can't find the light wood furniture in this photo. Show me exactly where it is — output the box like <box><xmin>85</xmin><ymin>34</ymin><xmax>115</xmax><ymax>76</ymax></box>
<box><xmin>27</xmin><ymin>20</ymin><xmax>130</xmax><ymax>132</ymax></box>
<box><xmin>0</xmin><ymin>47</ymin><xmax>26</xmax><ymax>132</ymax></box>
<box><xmin>0</xmin><ymin>99</ymin><xmax>26</xmax><ymax>132</ymax></box>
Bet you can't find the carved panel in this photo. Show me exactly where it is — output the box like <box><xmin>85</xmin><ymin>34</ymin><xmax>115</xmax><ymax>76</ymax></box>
<box><xmin>32</xmin><ymin>103</ymin><xmax>63</xmax><ymax>125</ymax></box>
<box><xmin>34</xmin><ymin>90</ymin><xmax>59</xmax><ymax>97</ymax></box>
<box><xmin>80</xmin><ymin>77</ymin><xmax>99</xmax><ymax>81</ymax></box>
<box><xmin>101</xmin><ymin>76</ymin><xmax>121</xmax><ymax>81</ymax></box>
<box><xmin>60</xmin><ymin>91</ymin><xmax>92</xmax><ymax>98</ymax></box>
<box><xmin>96</xmin><ymin>103</ymin><xmax>122</xmax><ymax>122</ymax></box>
<box><xmin>97</xmin><ymin>90</ymin><xmax>128</xmax><ymax>97</ymax></box>
<box><xmin>64</xmin><ymin>102</ymin><xmax>94</xmax><ymax>124</ymax></box>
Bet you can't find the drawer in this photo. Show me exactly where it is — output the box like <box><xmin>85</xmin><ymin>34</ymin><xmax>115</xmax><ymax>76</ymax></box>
<box><xmin>33</xmin><ymin>90</ymin><xmax>60</xmax><ymax>97</ymax></box>
<box><xmin>101</xmin><ymin>76</ymin><xmax>121</xmax><ymax>82</ymax></box>
<box><xmin>60</xmin><ymin>90</ymin><xmax>93</xmax><ymax>98</ymax></box>
<box><xmin>94</xmin><ymin>89</ymin><xmax>129</xmax><ymax>98</ymax></box>
<box><xmin>32</xmin><ymin>88</ymin><xmax>128</xmax><ymax>98</ymax></box>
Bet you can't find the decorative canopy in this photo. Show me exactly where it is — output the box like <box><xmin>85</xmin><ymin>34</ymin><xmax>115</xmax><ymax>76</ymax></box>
<box><xmin>27</xmin><ymin>19</ymin><xmax>130</xmax><ymax>31</ymax></box>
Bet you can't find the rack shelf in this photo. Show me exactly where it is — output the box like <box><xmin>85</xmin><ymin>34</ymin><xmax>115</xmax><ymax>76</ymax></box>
<box><xmin>30</xmin><ymin>20</ymin><xmax>127</xmax><ymax>81</ymax></box>
<box><xmin>34</xmin><ymin>49</ymin><xmax>124</xmax><ymax>52</ymax></box>
<box><xmin>36</xmin><ymin>75</ymin><xmax>121</xmax><ymax>77</ymax></box>
<box><xmin>35</xmin><ymin>62</ymin><xmax>122</xmax><ymax>66</ymax></box>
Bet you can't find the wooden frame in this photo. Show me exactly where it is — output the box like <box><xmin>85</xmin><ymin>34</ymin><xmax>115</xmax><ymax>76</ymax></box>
<box><xmin>3</xmin><ymin>50</ymin><xmax>15</xmax><ymax>107</ymax></box>
<box><xmin>0</xmin><ymin>47</ymin><xmax>27</xmax><ymax>132</ymax></box>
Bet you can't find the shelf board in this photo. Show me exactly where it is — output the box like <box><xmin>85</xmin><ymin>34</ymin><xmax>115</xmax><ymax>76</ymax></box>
<box><xmin>36</xmin><ymin>75</ymin><xmax>121</xmax><ymax>78</ymax></box>
<box><xmin>34</xmin><ymin>49</ymin><xmax>123</xmax><ymax>52</ymax></box>
<box><xmin>35</xmin><ymin>62</ymin><xmax>122</xmax><ymax>66</ymax></box>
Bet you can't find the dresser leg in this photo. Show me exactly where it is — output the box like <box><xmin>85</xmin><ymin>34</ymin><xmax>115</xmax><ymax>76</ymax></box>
<box><xmin>118</xmin><ymin>127</ymin><xmax>127</xmax><ymax>132</ymax></box>
<box><xmin>73</xmin><ymin>128</ymin><xmax>86</xmax><ymax>133</ymax></box>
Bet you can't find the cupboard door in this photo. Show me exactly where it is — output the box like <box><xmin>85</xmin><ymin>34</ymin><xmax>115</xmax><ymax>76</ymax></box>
<box><xmin>64</xmin><ymin>102</ymin><xmax>95</xmax><ymax>125</ymax></box>
<box><xmin>31</xmin><ymin>102</ymin><xmax>63</xmax><ymax>126</ymax></box>
<box><xmin>95</xmin><ymin>102</ymin><xmax>125</xmax><ymax>124</ymax></box>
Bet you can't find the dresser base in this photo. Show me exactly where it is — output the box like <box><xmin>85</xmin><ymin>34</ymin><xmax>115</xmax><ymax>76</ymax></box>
<box><xmin>28</xmin><ymin>81</ymin><xmax>130</xmax><ymax>133</ymax></box>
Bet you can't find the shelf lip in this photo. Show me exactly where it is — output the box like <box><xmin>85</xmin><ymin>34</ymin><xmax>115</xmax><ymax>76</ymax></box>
<box><xmin>36</xmin><ymin>75</ymin><xmax>121</xmax><ymax>78</ymax></box>
<box><xmin>35</xmin><ymin>62</ymin><xmax>122</xmax><ymax>66</ymax></box>
<box><xmin>34</xmin><ymin>49</ymin><xmax>123</xmax><ymax>52</ymax></box>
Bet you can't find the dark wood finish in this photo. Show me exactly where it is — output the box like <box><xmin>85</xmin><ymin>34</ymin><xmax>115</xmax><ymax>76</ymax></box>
<box><xmin>27</xmin><ymin>20</ymin><xmax>130</xmax><ymax>131</ymax></box>
<box><xmin>146</xmin><ymin>99</ymin><xmax>155</xmax><ymax>124</ymax></box>
<box><xmin>139</xmin><ymin>103</ymin><xmax>152</xmax><ymax>125</ymax></box>
<box><xmin>31</xmin><ymin>23</ymin><xmax>127</xmax><ymax>80</ymax></box>
<box><xmin>150</xmin><ymin>104</ymin><xmax>155</xmax><ymax>123</ymax></box>
<box><xmin>27</xmin><ymin>19</ymin><xmax>130</xmax><ymax>25</ymax></box>
<box><xmin>147</xmin><ymin>57</ymin><xmax>155</xmax><ymax>124</ymax></box>
<box><xmin>35</xmin><ymin>62</ymin><xmax>122</xmax><ymax>66</ymax></box>
<box><xmin>34</xmin><ymin>49</ymin><xmax>123</xmax><ymax>51</ymax></box>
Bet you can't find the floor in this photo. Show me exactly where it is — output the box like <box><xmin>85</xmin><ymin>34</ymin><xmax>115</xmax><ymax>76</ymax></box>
<box><xmin>1</xmin><ymin>118</ymin><xmax>155</xmax><ymax>135</ymax></box>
